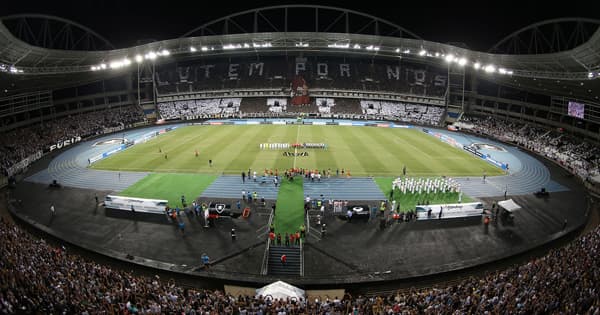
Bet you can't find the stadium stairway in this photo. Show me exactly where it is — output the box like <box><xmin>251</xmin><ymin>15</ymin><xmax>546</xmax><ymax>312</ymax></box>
<box><xmin>201</xmin><ymin>175</ymin><xmax>280</xmax><ymax>200</ymax></box>
<box><xmin>268</xmin><ymin>245</ymin><xmax>301</xmax><ymax>276</ymax></box>
<box><xmin>303</xmin><ymin>177</ymin><xmax>386</xmax><ymax>200</ymax></box>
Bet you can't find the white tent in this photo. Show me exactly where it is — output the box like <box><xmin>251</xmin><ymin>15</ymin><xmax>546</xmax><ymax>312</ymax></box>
<box><xmin>498</xmin><ymin>199</ymin><xmax>521</xmax><ymax>213</ymax></box>
<box><xmin>255</xmin><ymin>281</ymin><xmax>305</xmax><ymax>300</ymax></box>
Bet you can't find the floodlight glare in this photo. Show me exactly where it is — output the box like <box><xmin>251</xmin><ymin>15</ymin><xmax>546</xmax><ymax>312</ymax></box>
<box><xmin>135</xmin><ymin>55</ymin><xmax>143</xmax><ymax>63</ymax></box>
<box><xmin>473</xmin><ymin>62</ymin><xmax>481</xmax><ymax>69</ymax></box>
<box><xmin>145</xmin><ymin>52</ymin><xmax>157</xmax><ymax>60</ymax></box>
<box><xmin>190</xmin><ymin>46</ymin><xmax>197</xmax><ymax>52</ymax></box>
<box><xmin>109</xmin><ymin>61</ymin><xmax>122</xmax><ymax>69</ymax></box>
<box><xmin>484</xmin><ymin>65</ymin><xmax>496</xmax><ymax>73</ymax></box>
<box><xmin>445</xmin><ymin>54</ymin><xmax>454</xmax><ymax>63</ymax></box>
<box><xmin>161</xmin><ymin>49</ymin><xmax>170</xmax><ymax>56</ymax></box>
<box><xmin>419</xmin><ymin>49</ymin><xmax>426</xmax><ymax>56</ymax></box>
<box><xmin>457</xmin><ymin>58</ymin><xmax>467</xmax><ymax>66</ymax></box>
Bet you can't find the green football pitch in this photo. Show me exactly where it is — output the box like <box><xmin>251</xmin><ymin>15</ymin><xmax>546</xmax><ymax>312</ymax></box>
<box><xmin>91</xmin><ymin>125</ymin><xmax>504</xmax><ymax>177</ymax></box>
<box><xmin>118</xmin><ymin>173</ymin><xmax>217</xmax><ymax>206</ymax></box>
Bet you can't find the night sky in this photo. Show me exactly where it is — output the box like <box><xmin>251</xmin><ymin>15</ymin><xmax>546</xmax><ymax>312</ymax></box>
<box><xmin>2</xmin><ymin>1</ymin><xmax>599</xmax><ymax>51</ymax></box>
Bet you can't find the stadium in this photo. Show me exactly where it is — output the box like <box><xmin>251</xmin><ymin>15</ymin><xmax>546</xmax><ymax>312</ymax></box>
<box><xmin>1</xmin><ymin>3</ymin><xmax>599</xmax><ymax>314</ymax></box>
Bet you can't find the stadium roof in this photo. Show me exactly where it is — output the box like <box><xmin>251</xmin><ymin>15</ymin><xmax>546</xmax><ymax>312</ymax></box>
<box><xmin>0</xmin><ymin>4</ymin><xmax>599</xmax><ymax>100</ymax></box>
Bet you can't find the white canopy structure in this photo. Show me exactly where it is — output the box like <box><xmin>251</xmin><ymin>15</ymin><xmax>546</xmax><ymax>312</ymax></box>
<box><xmin>498</xmin><ymin>199</ymin><xmax>522</xmax><ymax>213</ymax></box>
<box><xmin>255</xmin><ymin>281</ymin><xmax>305</xmax><ymax>300</ymax></box>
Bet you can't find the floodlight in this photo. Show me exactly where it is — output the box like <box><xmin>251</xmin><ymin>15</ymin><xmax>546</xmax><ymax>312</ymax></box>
<box><xmin>145</xmin><ymin>52</ymin><xmax>157</xmax><ymax>60</ymax></box>
<box><xmin>135</xmin><ymin>54</ymin><xmax>143</xmax><ymax>63</ymax></box>
<box><xmin>484</xmin><ymin>65</ymin><xmax>496</xmax><ymax>73</ymax></box>
<box><xmin>190</xmin><ymin>46</ymin><xmax>197</xmax><ymax>52</ymax></box>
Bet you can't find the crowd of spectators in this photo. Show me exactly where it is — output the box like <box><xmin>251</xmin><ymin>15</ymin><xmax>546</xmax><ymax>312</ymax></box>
<box><xmin>154</xmin><ymin>58</ymin><xmax>447</xmax><ymax>98</ymax></box>
<box><xmin>464</xmin><ymin>115</ymin><xmax>600</xmax><ymax>180</ymax></box>
<box><xmin>0</xmin><ymin>106</ymin><xmax>144</xmax><ymax>176</ymax></box>
<box><xmin>157</xmin><ymin>99</ymin><xmax>242</xmax><ymax>121</ymax></box>
<box><xmin>1</xmin><ymin>209</ymin><xmax>599</xmax><ymax>313</ymax></box>
<box><xmin>361</xmin><ymin>100</ymin><xmax>444</xmax><ymax>126</ymax></box>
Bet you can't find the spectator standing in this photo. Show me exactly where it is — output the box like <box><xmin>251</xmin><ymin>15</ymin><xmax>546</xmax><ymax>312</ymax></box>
<box><xmin>201</xmin><ymin>253</ymin><xmax>210</xmax><ymax>269</ymax></box>
<box><xmin>178</xmin><ymin>221</ymin><xmax>185</xmax><ymax>235</ymax></box>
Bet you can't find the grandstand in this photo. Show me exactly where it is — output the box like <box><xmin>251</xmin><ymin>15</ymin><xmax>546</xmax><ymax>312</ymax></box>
<box><xmin>1</xmin><ymin>4</ymin><xmax>600</xmax><ymax>314</ymax></box>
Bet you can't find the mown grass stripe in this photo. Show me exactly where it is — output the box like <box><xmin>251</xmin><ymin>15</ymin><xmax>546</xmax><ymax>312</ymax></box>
<box><xmin>273</xmin><ymin>177</ymin><xmax>305</xmax><ymax>235</ymax></box>
<box><xmin>119</xmin><ymin>173</ymin><xmax>217</xmax><ymax>207</ymax></box>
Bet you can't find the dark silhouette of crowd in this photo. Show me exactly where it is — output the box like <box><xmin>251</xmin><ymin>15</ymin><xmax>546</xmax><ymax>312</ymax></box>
<box><xmin>0</xmin><ymin>106</ymin><xmax>144</xmax><ymax>176</ymax></box>
<box><xmin>1</xmin><ymin>214</ymin><xmax>598</xmax><ymax>314</ymax></box>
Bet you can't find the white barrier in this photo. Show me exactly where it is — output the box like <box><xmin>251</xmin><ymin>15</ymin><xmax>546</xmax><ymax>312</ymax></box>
<box><xmin>415</xmin><ymin>202</ymin><xmax>483</xmax><ymax>220</ymax></box>
<box><xmin>104</xmin><ymin>195</ymin><xmax>168</xmax><ymax>214</ymax></box>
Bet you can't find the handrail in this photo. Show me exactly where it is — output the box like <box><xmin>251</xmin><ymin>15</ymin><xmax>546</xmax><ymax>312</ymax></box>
<box><xmin>260</xmin><ymin>237</ymin><xmax>271</xmax><ymax>275</ymax></box>
<box><xmin>266</xmin><ymin>209</ymin><xmax>274</xmax><ymax>232</ymax></box>
<box><xmin>260</xmin><ymin>208</ymin><xmax>275</xmax><ymax>275</ymax></box>
<box><xmin>300</xmin><ymin>239</ymin><xmax>304</xmax><ymax>277</ymax></box>
<box><xmin>305</xmin><ymin>211</ymin><xmax>310</xmax><ymax>235</ymax></box>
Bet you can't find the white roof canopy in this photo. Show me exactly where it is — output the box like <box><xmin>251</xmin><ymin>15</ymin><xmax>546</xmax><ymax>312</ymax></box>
<box><xmin>255</xmin><ymin>281</ymin><xmax>305</xmax><ymax>300</ymax></box>
<box><xmin>498</xmin><ymin>199</ymin><xmax>521</xmax><ymax>212</ymax></box>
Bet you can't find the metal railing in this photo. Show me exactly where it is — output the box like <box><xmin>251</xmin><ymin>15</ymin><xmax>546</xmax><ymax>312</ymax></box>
<box><xmin>260</xmin><ymin>238</ymin><xmax>271</xmax><ymax>275</ymax></box>
<box><xmin>300</xmin><ymin>239</ymin><xmax>304</xmax><ymax>277</ymax></box>
<box><xmin>305</xmin><ymin>211</ymin><xmax>310</xmax><ymax>235</ymax></box>
<box><xmin>260</xmin><ymin>208</ymin><xmax>275</xmax><ymax>275</ymax></box>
